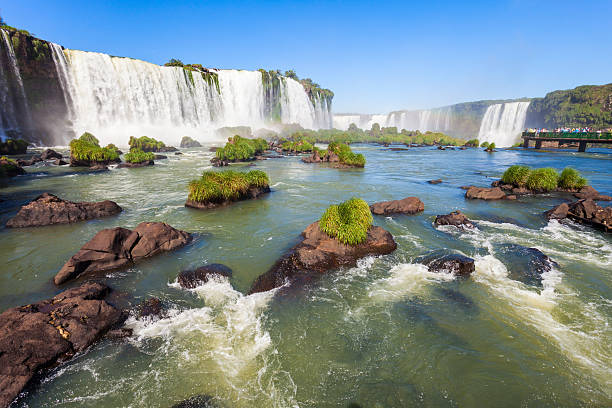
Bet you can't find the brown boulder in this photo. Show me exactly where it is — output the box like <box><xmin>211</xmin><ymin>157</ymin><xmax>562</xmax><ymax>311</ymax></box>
<box><xmin>54</xmin><ymin>222</ymin><xmax>192</xmax><ymax>285</ymax></box>
<box><xmin>0</xmin><ymin>282</ymin><xmax>122</xmax><ymax>408</ymax></box>
<box><xmin>573</xmin><ymin>186</ymin><xmax>612</xmax><ymax>201</ymax></box>
<box><xmin>434</xmin><ymin>211</ymin><xmax>474</xmax><ymax>228</ymax></box>
<box><xmin>138</xmin><ymin>297</ymin><xmax>163</xmax><ymax>319</ymax></box>
<box><xmin>428</xmin><ymin>179</ymin><xmax>442</xmax><ymax>184</ymax></box>
<box><xmin>424</xmin><ymin>253</ymin><xmax>475</xmax><ymax>276</ymax></box>
<box><xmin>0</xmin><ymin>157</ymin><xmax>26</xmax><ymax>177</ymax></box>
<box><xmin>40</xmin><ymin>149</ymin><xmax>63</xmax><ymax>160</ymax></box>
<box><xmin>117</xmin><ymin>160</ymin><xmax>154</xmax><ymax>168</ymax></box>
<box><xmin>6</xmin><ymin>193</ymin><xmax>122</xmax><ymax>228</ymax></box>
<box><xmin>177</xmin><ymin>264</ymin><xmax>233</xmax><ymax>289</ymax></box>
<box><xmin>465</xmin><ymin>186</ymin><xmax>506</xmax><ymax>200</ymax></box>
<box><xmin>545</xmin><ymin>202</ymin><xmax>569</xmax><ymax>220</ymax></box>
<box><xmin>249</xmin><ymin>221</ymin><xmax>397</xmax><ymax>294</ymax></box>
<box><xmin>370</xmin><ymin>197</ymin><xmax>424</xmax><ymax>215</ymax></box>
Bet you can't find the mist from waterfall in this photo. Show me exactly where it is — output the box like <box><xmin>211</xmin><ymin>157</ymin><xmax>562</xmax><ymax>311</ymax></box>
<box><xmin>333</xmin><ymin>108</ymin><xmax>453</xmax><ymax>133</ymax></box>
<box><xmin>478</xmin><ymin>101</ymin><xmax>530</xmax><ymax>147</ymax></box>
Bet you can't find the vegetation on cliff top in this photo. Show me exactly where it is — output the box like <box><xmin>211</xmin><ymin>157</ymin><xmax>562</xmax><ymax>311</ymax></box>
<box><xmin>128</xmin><ymin>136</ymin><xmax>165</xmax><ymax>152</ymax></box>
<box><xmin>501</xmin><ymin>165</ymin><xmax>587</xmax><ymax>191</ymax></box>
<box><xmin>188</xmin><ymin>170</ymin><xmax>269</xmax><ymax>203</ymax></box>
<box><xmin>319</xmin><ymin>198</ymin><xmax>373</xmax><ymax>246</ymax></box>
<box><xmin>0</xmin><ymin>139</ymin><xmax>29</xmax><ymax>155</ymax></box>
<box><xmin>216</xmin><ymin>135</ymin><xmax>268</xmax><ymax>161</ymax></box>
<box><xmin>69</xmin><ymin>132</ymin><xmax>120</xmax><ymax>163</ymax></box>
<box><xmin>124</xmin><ymin>148</ymin><xmax>154</xmax><ymax>164</ymax></box>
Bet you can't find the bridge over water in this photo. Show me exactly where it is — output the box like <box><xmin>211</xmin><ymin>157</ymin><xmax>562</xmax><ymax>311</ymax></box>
<box><xmin>521</xmin><ymin>132</ymin><xmax>612</xmax><ymax>152</ymax></box>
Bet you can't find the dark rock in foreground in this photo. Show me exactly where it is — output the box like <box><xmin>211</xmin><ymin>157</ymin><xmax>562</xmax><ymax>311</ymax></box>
<box><xmin>370</xmin><ymin>197</ymin><xmax>424</xmax><ymax>215</ymax></box>
<box><xmin>138</xmin><ymin>297</ymin><xmax>163</xmax><ymax>319</ymax></box>
<box><xmin>546</xmin><ymin>199</ymin><xmax>612</xmax><ymax>232</ymax></box>
<box><xmin>40</xmin><ymin>149</ymin><xmax>63</xmax><ymax>160</ymax></box>
<box><xmin>0</xmin><ymin>157</ymin><xmax>26</xmax><ymax>177</ymax></box>
<box><xmin>6</xmin><ymin>193</ymin><xmax>122</xmax><ymax>228</ymax></box>
<box><xmin>423</xmin><ymin>253</ymin><xmax>475</xmax><ymax>276</ymax></box>
<box><xmin>249</xmin><ymin>221</ymin><xmax>397</xmax><ymax>294</ymax></box>
<box><xmin>434</xmin><ymin>211</ymin><xmax>474</xmax><ymax>229</ymax></box>
<box><xmin>55</xmin><ymin>222</ymin><xmax>192</xmax><ymax>285</ymax></box>
<box><xmin>178</xmin><ymin>264</ymin><xmax>233</xmax><ymax>289</ymax></box>
<box><xmin>171</xmin><ymin>395</ymin><xmax>219</xmax><ymax>408</ymax></box>
<box><xmin>185</xmin><ymin>186</ymin><xmax>270</xmax><ymax>209</ymax></box>
<box><xmin>0</xmin><ymin>282</ymin><xmax>122</xmax><ymax>408</ymax></box>
<box><xmin>54</xmin><ymin>158</ymin><xmax>68</xmax><ymax>166</ymax></box>
<box><xmin>465</xmin><ymin>186</ymin><xmax>506</xmax><ymax>200</ymax></box>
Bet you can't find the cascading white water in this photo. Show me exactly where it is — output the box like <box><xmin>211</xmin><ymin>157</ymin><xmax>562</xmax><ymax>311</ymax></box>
<box><xmin>478</xmin><ymin>101</ymin><xmax>530</xmax><ymax>147</ymax></box>
<box><xmin>333</xmin><ymin>108</ymin><xmax>453</xmax><ymax>132</ymax></box>
<box><xmin>0</xmin><ymin>30</ymin><xmax>32</xmax><ymax>139</ymax></box>
<box><xmin>279</xmin><ymin>77</ymin><xmax>316</xmax><ymax>129</ymax></box>
<box><xmin>49</xmin><ymin>43</ymin><xmax>76</xmax><ymax>121</ymax></box>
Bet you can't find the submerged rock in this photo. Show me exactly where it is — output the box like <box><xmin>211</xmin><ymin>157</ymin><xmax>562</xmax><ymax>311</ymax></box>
<box><xmin>6</xmin><ymin>193</ymin><xmax>122</xmax><ymax>228</ymax></box>
<box><xmin>249</xmin><ymin>221</ymin><xmax>396</xmax><ymax>294</ymax></box>
<box><xmin>0</xmin><ymin>282</ymin><xmax>123</xmax><ymax>408</ymax></box>
<box><xmin>178</xmin><ymin>264</ymin><xmax>233</xmax><ymax>289</ymax></box>
<box><xmin>138</xmin><ymin>297</ymin><xmax>163</xmax><ymax>319</ymax></box>
<box><xmin>171</xmin><ymin>395</ymin><xmax>219</xmax><ymax>408</ymax></box>
<box><xmin>465</xmin><ymin>186</ymin><xmax>506</xmax><ymax>200</ymax></box>
<box><xmin>370</xmin><ymin>197</ymin><xmax>424</xmax><ymax>215</ymax></box>
<box><xmin>422</xmin><ymin>252</ymin><xmax>475</xmax><ymax>276</ymax></box>
<box><xmin>495</xmin><ymin>244</ymin><xmax>556</xmax><ymax>286</ymax></box>
<box><xmin>180</xmin><ymin>136</ymin><xmax>202</xmax><ymax>148</ymax></box>
<box><xmin>428</xmin><ymin>179</ymin><xmax>442</xmax><ymax>184</ymax></box>
<box><xmin>434</xmin><ymin>211</ymin><xmax>474</xmax><ymax>229</ymax></box>
<box><xmin>54</xmin><ymin>222</ymin><xmax>192</xmax><ymax>285</ymax></box>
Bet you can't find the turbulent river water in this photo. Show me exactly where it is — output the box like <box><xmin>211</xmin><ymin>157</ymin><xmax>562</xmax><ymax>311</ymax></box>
<box><xmin>1</xmin><ymin>145</ymin><xmax>611</xmax><ymax>407</ymax></box>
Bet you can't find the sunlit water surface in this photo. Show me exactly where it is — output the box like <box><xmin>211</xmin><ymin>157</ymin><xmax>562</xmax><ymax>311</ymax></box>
<box><xmin>1</xmin><ymin>145</ymin><xmax>611</xmax><ymax>407</ymax></box>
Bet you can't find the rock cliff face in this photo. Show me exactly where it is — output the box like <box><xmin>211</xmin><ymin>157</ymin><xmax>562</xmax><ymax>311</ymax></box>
<box><xmin>0</xmin><ymin>28</ymin><xmax>73</xmax><ymax>144</ymax></box>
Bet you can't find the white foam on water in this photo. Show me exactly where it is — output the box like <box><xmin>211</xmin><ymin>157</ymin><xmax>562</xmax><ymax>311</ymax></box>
<box><xmin>473</xmin><ymin>255</ymin><xmax>612</xmax><ymax>394</ymax></box>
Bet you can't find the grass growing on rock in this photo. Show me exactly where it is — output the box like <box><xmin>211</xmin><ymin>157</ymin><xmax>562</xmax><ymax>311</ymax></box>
<box><xmin>328</xmin><ymin>142</ymin><xmax>366</xmax><ymax>167</ymax></box>
<box><xmin>501</xmin><ymin>165</ymin><xmax>531</xmax><ymax>187</ymax></box>
<box><xmin>124</xmin><ymin>148</ymin><xmax>154</xmax><ymax>164</ymax></box>
<box><xmin>526</xmin><ymin>168</ymin><xmax>560</xmax><ymax>191</ymax></box>
<box><xmin>129</xmin><ymin>136</ymin><xmax>165</xmax><ymax>152</ymax></box>
<box><xmin>0</xmin><ymin>139</ymin><xmax>29</xmax><ymax>155</ymax></box>
<box><xmin>188</xmin><ymin>170</ymin><xmax>269</xmax><ymax>203</ymax></box>
<box><xmin>558</xmin><ymin>167</ymin><xmax>587</xmax><ymax>189</ymax></box>
<box><xmin>216</xmin><ymin>136</ymin><xmax>268</xmax><ymax>161</ymax></box>
<box><xmin>319</xmin><ymin>198</ymin><xmax>373</xmax><ymax>245</ymax></box>
<box><xmin>69</xmin><ymin>132</ymin><xmax>120</xmax><ymax>163</ymax></box>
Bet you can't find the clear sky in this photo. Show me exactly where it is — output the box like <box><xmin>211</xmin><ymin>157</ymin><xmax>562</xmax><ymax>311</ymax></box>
<box><xmin>2</xmin><ymin>0</ymin><xmax>611</xmax><ymax>113</ymax></box>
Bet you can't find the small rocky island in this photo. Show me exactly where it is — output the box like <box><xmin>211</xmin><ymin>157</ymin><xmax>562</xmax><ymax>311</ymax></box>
<box><xmin>118</xmin><ymin>148</ymin><xmax>155</xmax><ymax>168</ymax></box>
<box><xmin>302</xmin><ymin>142</ymin><xmax>365</xmax><ymax>168</ymax></box>
<box><xmin>69</xmin><ymin>132</ymin><xmax>121</xmax><ymax>167</ymax></box>
<box><xmin>185</xmin><ymin>170</ymin><xmax>270</xmax><ymax>209</ymax></box>
<box><xmin>211</xmin><ymin>135</ymin><xmax>268</xmax><ymax>166</ymax></box>
<box><xmin>249</xmin><ymin>198</ymin><xmax>397</xmax><ymax>293</ymax></box>
<box><xmin>180</xmin><ymin>136</ymin><xmax>202</xmax><ymax>148</ymax></box>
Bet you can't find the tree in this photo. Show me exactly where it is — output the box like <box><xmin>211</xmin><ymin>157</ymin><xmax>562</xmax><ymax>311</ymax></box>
<box><xmin>348</xmin><ymin>123</ymin><xmax>359</xmax><ymax>132</ymax></box>
<box><xmin>284</xmin><ymin>70</ymin><xmax>298</xmax><ymax>80</ymax></box>
<box><xmin>164</xmin><ymin>58</ymin><xmax>184</xmax><ymax>67</ymax></box>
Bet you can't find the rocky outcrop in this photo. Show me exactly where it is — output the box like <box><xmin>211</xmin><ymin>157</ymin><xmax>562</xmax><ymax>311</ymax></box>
<box><xmin>185</xmin><ymin>186</ymin><xmax>270</xmax><ymax>210</ymax></box>
<box><xmin>434</xmin><ymin>211</ymin><xmax>474</xmax><ymax>228</ymax></box>
<box><xmin>138</xmin><ymin>297</ymin><xmax>163</xmax><ymax>319</ymax></box>
<box><xmin>0</xmin><ymin>157</ymin><xmax>26</xmax><ymax>177</ymax></box>
<box><xmin>54</xmin><ymin>222</ymin><xmax>192</xmax><ymax>284</ymax></box>
<box><xmin>0</xmin><ymin>282</ymin><xmax>123</xmax><ymax>408</ymax></box>
<box><xmin>493</xmin><ymin>181</ymin><xmax>611</xmax><ymax>200</ymax></box>
<box><xmin>117</xmin><ymin>160</ymin><xmax>154</xmax><ymax>168</ymax></box>
<box><xmin>6</xmin><ymin>193</ymin><xmax>122</xmax><ymax>228</ymax></box>
<box><xmin>180</xmin><ymin>136</ymin><xmax>202</xmax><ymax>148</ymax></box>
<box><xmin>210</xmin><ymin>157</ymin><xmax>229</xmax><ymax>167</ymax></box>
<box><xmin>423</xmin><ymin>253</ymin><xmax>475</xmax><ymax>276</ymax></box>
<box><xmin>572</xmin><ymin>186</ymin><xmax>612</xmax><ymax>201</ymax></box>
<box><xmin>70</xmin><ymin>156</ymin><xmax>120</xmax><ymax>167</ymax></box>
<box><xmin>545</xmin><ymin>199</ymin><xmax>612</xmax><ymax>232</ymax></box>
<box><xmin>40</xmin><ymin>149</ymin><xmax>63</xmax><ymax>160</ymax></box>
<box><xmin>16</xmin><ymin>155</ymin><xmax>42</xmax><ymax>167</ymax></box>
<box><xmin>177</xmin><ymin>264</ymin><xmax>233</xmax><ymax>289</ymax></box>
<box><xmin>465</xmin><ymin>186</ymin><xmax>507</xmax><ymax>200</ymax></box>
<box><xmin>249</xmin><ymin>221</ymin><xmax>397</xmax><ymax>294</ymax></box>
<box><xmin>370</xmin><ymin>197</ymin><xmax>424</xmax><ymax>215</ymax></box>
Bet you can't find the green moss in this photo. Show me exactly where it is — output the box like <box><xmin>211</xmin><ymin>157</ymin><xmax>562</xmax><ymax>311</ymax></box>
<box><xmin>188</xmin><ymin>170</ymin><xmax>269</xmax><ymax>203</ymax></box>
<box><xmin>558</xmin><ymin>167</ymin><xmax>587</xmax><ymax>189</ymax></box>
<box><xmin>501</xmin><ymin>165</ymin><xmax>531</xmax><ymax>187</ymax></box>
<box><xmin>319</xmin><ymin>198</ymin><xmax>373</xmax><ymax>246</ymax></box>
<box><xmin>526</xmin><ymin>168</ymin><xmax>559</xmax><ymax>192</ymax></box>
<box><xmin>69</xmin><ymin>132</ymin><xmax>119</xmax><ymax>163</ymax></box>
<box><xmin>129</xmin><ymin>136</ymin><xmax>166</xmax><ymax>152</ymax></box>
<box><xmin>465</xmin><ymin>138</ymin><xmax>479</xmax><ymax>147</ymax></box>
<box><xmin>481</xmin><ymin>141</ymin><xmax>490</xmax><ymax>148</ymax></box>
<box><xmin>124</xmin><ymin>148</ymin><xmax>154</xmax><ymax>164</ymax></box>
<box><xmin>216</xmin><ymin>135</ymin><xmax>268</xmax><ymax>161</ymax></box>
<box><xmin>0</xmin><ymin>139</ymin><xmax>29</xmax><ymax>155</ymax></box>
<box><xmin>328</xmin><ymin>142</ymin><xmax>366</xmax><ymax>167</ymax></box>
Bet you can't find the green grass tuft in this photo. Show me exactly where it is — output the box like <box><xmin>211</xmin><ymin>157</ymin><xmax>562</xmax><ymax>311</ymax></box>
<box><xmin>129</xmin><ymin>136</ymin><xmax>166</xmax><ymax>152</ymax></box>
<box><xmin>124</xmin><ymin>148</ymin><xmax>154</xmax><ymax>164</ymax></box>
<box><xmin>319</xmin><ymin>197</ymin><xmax>373</xmax><ymax>246</ymax></box>
<box><xmin>0</xmin><ymin>138</ymin><xmax>29</xmax><ymax>155</ymax></box>
<box><xmin>558</xmin><ymin>167</ymin><xmax>587</xmax><ymax>189</ymax></box>
<box><xmin>526</xmin><ymin>168</ymin><xmax>559</xmax><ymax>191</ymax></box>
<box><xmin>328</xmin><ymin>142</ymin><xmax>366</xmax><ymax>167</ymax></box>
<box><xmin>188</xmin><ymin>170</ymin><xmax>269</xmax><ymax>204</ymax></box>
<box><xmin>501</xmin><ymin>165</ymin><xmax>531</xmax><ymax>187</ymax></box>
<box><xmin>69</xmin><ymin>132</ymin><xmax>119</xmax><ymax>163</ymax></box>
<box><xmin>216</xmin><ymin>135</ymin><xmax>268</xmax><ymax>161</ymax></box>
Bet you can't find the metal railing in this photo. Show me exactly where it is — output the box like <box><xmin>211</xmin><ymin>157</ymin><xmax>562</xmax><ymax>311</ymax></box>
<box><xmin>522</xmin><ymin>132</ymin><xmax>612</xmax><ymax>140</ymax></box>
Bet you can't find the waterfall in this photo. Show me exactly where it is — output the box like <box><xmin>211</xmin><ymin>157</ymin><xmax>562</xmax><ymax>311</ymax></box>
<box><xmin>0</xmin><ymin>30</ymin><xmax>32</xmax><ymax>140</ymax></box>
<box><xmin>333</xmin><ymin>107</ymin><xmax>453</xmax><ymax>132</ymax></box>
<box><xmin>49</xmin><ymin>43</ymin><xmax>76</xmax><ymax>121</ymax></box>
<box><xmin>478</xmin><ymin>101</ymin><xmax>530</xmax><ymax>147</ymax></box>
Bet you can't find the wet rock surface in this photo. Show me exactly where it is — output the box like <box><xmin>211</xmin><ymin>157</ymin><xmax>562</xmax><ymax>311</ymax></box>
<box><xmin>546</xmin><ymin>199</ymin><xmax>612</xmax><ymax>232</ymax></box>
<box><xmin>434</xmin><ymin>211</ymin><xmax>474</xmax><ymax>228</ymax></box>
<box><xmin>0</xmin><ymin>283</ymin><xmax>123</xmax><ymax>408</ymax></box>
<box><xmin>495</xmin><ymin>244</ymin><xmax>557</xmax><ymax>286</ymax></box>
<box><xmin>249</xmin><ymin>221</ymin><xmax>397</xmax><ymax>294</ymax></box>
<box><xmin>6</xmin><ymin>193</ymin><xmax>122</xmax><ymax>228</ymax></box>
<box><xmin>465</xmin><ymin>186</ymin><xmax>507</xmax><ymax>200</ymax></box>
<box><xmin>55</xmin><ymin>222</ymin><xmax>192</xmax><ymax>285</ymax></box>
<box><xmin>370</xmin><ymin>197</ymin><xmax>424</xmax><ymax>215</ymax></box>
<box><xmin>171</xmin><ymin>395</ymin><xmax>219</xmax><ymax>408</ymax></box>
<box><xmin>178</xmin><ymin>264</ymin><xmax>233</xmax><ymax>289</ymax></box>
<box><xmin>117</xmin><ymin>160</ymin><xmax>154</xmax><ymax>168</ymax></box>
<box><xmin>422</xmin><ymin>252</ymin><xmax>475</xmax><ymax>276</ymax></box>
<box><xmin>40</xmin><ymin>149</ymin><xmax>63</xmax><ymax>160</ymax></box>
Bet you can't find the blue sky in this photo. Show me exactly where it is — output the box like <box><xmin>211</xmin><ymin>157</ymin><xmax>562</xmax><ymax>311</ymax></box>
<box><xmin>3</xmin><ymin>0</ymin><xmax>611</xmax><ymax>113</ymax></box>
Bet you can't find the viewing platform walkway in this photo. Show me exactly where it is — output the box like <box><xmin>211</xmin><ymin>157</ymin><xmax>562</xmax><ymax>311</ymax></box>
<box><xmin>521</xmin><ymin>131</ymin><xmax>612</xmax><ymax>152</ymax></box>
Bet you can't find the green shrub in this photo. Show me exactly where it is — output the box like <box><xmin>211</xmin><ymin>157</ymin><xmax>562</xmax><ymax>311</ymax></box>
<box><xmin>526</xmin><ymin>168</ymin><xmax>559</xmax><ymax>192</ymax></box>
<box><xmin>69</xmin><ymin>132</ymin><xmax>119</xmax><ymax>163</ymax></box>
<box><xmin>216</xmin><ymin>135</ymin><xmax>267</xmax><ymax>161</ymax></box>
<box><xmin>558</xmin><ymin>167</ymin><xmax>587</xmax><ymax>189</ymax></box>
<box><xmin>488</xmin><ymin>143</ymin><xmax>496</xmax><ymax>150</ymax></box>
<box><xmin>124</xmin><ymin>148</ymin><xmax>154</xmax><ymax>164</ymax></box>
<box><xmin>481</xmin><ymin>141</ymin><xmax>490</xmax><ymax>148</ymax></box>
<box><xmin>0</xmin><ymin>138</ymin><xmax>29</xmax><ymax>155</ymax></box>
<box><xmin>501</xmin><ymin>165</ymin><xmax>531</xmax><ymax>187</ymax></box>
<box><xmin>188</xmin><ymin>170</ymin><xmax>269</xmax><ymax>203</ymax></box>
<box><xmin>328</xmin><ymin>142</ymin><xmax>366</xmax><ymax>167</ymax></box>
<box><xmin>319</xmin><ymin>198</ymin><xmax>373</xmax><ymax>246</ymax></box>
<box><xmin>129</xmin><ymin>136</ymin><xmax>165</xmax><ymax>152</ymax></box>
<box><xmin>465</xmin><ymin>138</ymin><xmax>479</xmax><ymax>147</ymax></box>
